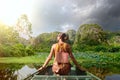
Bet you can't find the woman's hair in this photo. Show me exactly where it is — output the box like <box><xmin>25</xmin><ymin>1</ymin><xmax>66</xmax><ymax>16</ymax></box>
<box><xmin>58</xmin><ymin>33</ymin><xmax>69</xmax><ymax>41</ymax></box>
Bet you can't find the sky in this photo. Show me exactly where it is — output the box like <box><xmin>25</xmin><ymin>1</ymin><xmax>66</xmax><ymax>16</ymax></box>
<box><xmin>0</xmin><ymin>0</ymin><xmax>120</xmax><ymax>37</ymax></box>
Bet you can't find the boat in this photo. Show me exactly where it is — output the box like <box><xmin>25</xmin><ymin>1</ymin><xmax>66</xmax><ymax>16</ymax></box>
<box><xmin>25</xmin><ymin>66</ymin><xmax>101</xmax><ymax>80</ymax></box>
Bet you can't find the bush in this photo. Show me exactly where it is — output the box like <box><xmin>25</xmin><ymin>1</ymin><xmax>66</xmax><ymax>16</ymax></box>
<box><xmin>73</xmin><ymin>43</ymin><xmax>120</xmax><ymax>53</ymax></box>
<box><xmin>0</xmin><ymin>43</ymin><xmax>36</xmax><ymax>57</ymax></box>
<box><xmin>0</xmin><ymin>45</ymin><xmax>5</xmax><ymax>57</ymax></box>
<box><xmin>73</xmin><ymin>44</ymin><xmax>86</xmax><ymax>52</ymax></box>
<box><xmin>11</xmin><ymin>44</ymin><xmax>26</xmax><ymax>57</ymax></box>
<box><xmin>1</xmin><ymin>45</ymin><xmax>13</xmax><ymax>57</ymax></box>
<box><xmin>25</xmin><ymin>45</ymin><xmax>35</xmax><ymax>56</ymax></box>
<box><xmin>108</xmin><ymin>46</ymin><xmax>120</xmax><ymax>52</ymax></box>
<box><xmin>94</xmin><ymin>45</ymin><xmax>108</xmax><ymax>52</ymax></box>
<box><xmin>73</xmin><ymin>44</ymin><xmax>95</xmax><ymax>52</ymax></box>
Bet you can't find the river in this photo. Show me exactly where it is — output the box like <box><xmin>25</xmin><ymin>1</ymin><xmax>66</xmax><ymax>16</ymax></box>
<box><xmin>0</xmin><ymin>63</ymin><xmax>120</xmax><ymax>80</ymax></box>
<box><xmin>0</xmin><ymin>63</ymin><xmax>37</xmax><ymax>80</ymax></box>
<box><xmin>0</xmin><ymin>63</ymin><xmax>87</xmax><ymax>80</ymax></box>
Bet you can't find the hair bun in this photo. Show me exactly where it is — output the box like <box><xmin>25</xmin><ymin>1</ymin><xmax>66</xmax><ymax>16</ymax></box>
<box><xmin>58</xmin><ymin>33</ymin><xmax>69</xmax><ymax>41</ymax></box>
<box><xmin>64</xmin><ymin>36</ymin><xmax>67</xmax><ymax>40</ymax></box>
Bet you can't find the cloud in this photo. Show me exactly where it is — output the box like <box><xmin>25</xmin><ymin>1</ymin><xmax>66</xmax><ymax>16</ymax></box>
<box><xmin>31</xmin><ymin>0</ymin><xmax>120</xmax><ymax>36</ymax></box>
<box><xmin>61</xmin><ymin>24</ymin><xmax>75</xmax><ymax>32</ymax></box>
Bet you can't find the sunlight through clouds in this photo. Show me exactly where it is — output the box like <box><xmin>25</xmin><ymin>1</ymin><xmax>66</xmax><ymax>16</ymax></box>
<box><xmin>0</xmin><ymin>0</ymin><xmax>120</xmax><ymax>37</ymax></box>
<box><xmin>0</xmin><ymin>0</ymin><xmax>35</xmax><ymax>25</ymax></box>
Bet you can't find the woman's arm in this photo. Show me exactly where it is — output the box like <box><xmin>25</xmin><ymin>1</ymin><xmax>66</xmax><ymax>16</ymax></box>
<box><xmin>39</xmin><ymin>44</ymin><xmax>55</xmax><ymax>70</ymax></box>
<box><xmin>69</xmin><ymin>52</ymin><xmax>86</xmax><ymax>71</ymax></box>
<box><xmin>69</xmin><ymin>52</ymin><xmax>80</xmax><ymax>67</ymax></box>
<box><xmin>68</xmin><ymin>45</ymin><xmax>86</xmax><ymax>71</ymax></box>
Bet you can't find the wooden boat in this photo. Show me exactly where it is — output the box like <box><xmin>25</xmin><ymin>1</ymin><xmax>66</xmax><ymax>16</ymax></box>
<box><xmin>25</xmin><ymin>66</ymin><xmax>101</xmax><ymax>80</ymax></box>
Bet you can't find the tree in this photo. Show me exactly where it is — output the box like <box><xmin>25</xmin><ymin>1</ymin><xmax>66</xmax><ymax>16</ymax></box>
<box><xmin>108</xmin><ymin>32</ymin><xmax>120</xmax><ymax>46</ymax></box>
<box><xmin>0</xmin><ymin>23</ymin><xmax>19</xmax><ymax>45</ymax></box>
<box><xmin>15</xmin><ymin>14</ymin><xmax>32</xmax><ymax>39</ymax></box>
<box><xmin>75</xmin><ymin>24</ymin><xmax>107</xmax><ymax>46</ymax></box>
<box><xmin>33</xmin><ymin>31</ymin><xmax>60</xmax><ymax>52</ymax></box>
<box><xmin>66</xmin><ymin>29</ymin><xmax>76</xmax><ymax>45</ymax></box>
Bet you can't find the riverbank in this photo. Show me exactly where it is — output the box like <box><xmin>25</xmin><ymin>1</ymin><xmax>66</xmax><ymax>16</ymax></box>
<box><xmin>0</xmin><ymin>52</ymin><xmax>120</xmax><ymax>80</ymax></box>
<box><xmin>0</xmin><ymin>53</ymin><xmax>49</xmax><ymax>64</ymax></box>
<box><xmin>0</xmin><ymin>56</ymin><xmax>40</xmax><ymax>63</ymax></box>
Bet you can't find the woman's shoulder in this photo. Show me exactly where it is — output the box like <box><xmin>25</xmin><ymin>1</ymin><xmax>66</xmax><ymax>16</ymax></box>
<box><xmin>52</xmin><ymin>43</ymin><xmax>58</xmax><ymax>48</ymax></box>
<box><xmin>63</xmin><ymin>43</ymin><xmax>71</xmax><ymax>49</ymax></box>
<box><xmin>52</xmin><ymin>42</ymin><xmax>70</xmax><ymax>48</ymax></box>
<box><xmin>53</xmin><ymin>43</ymin><xmax>58</xmax><ymax>46</ymax></box>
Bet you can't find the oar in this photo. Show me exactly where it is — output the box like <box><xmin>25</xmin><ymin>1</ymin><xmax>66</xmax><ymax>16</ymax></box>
<box><xmin>24</xmin><ymin>67</ymin><xmax>44</xmax><ymax>80</ymax></box>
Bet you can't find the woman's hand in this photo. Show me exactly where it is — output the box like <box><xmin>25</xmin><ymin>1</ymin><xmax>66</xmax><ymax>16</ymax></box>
<box><xmin>77</xmin><ymin>65</ymin><xmax>87</xmax><ymax>71</ymax></box>
<box><xmin>38</xmin><ymin>66</ymin><xmax>45</xmax><ymax>71</ymax></box>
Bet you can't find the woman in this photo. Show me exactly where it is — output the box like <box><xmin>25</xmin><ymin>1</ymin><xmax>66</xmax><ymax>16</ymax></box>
<box><xmin>39</xmin><ymin>33</ymin><xmax>85</xmax><ymax>75</ymax></box>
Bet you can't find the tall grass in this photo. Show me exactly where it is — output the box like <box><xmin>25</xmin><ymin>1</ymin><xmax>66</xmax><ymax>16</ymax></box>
<box><xmin>0</xmin><ymin>53</ymin><xmax>50</xmax><ymax>64</ymax></box>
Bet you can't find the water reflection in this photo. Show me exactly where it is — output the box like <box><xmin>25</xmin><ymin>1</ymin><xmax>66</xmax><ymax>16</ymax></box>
<box><xmin>0</xmin><ymin>63</ymin><xmax>23</xmax><ymax>80</ymax></box>
<box><xmin>0</xmin><ymin>64</ymin><xmax>86</xmax><ymax>80</ymax></box>
<box><xmin>0</xmin><ymin>63</ymin><xmax>120</xmax><ymax>80</ymax></box>
<box><xmin>0</xmin><ymin>68</ymin><xmax>17</xmax><ymax>80</ymax></box>
<box><xmin>0</xmin><ymin>63</ymin><xmax>37</xmax><ymax>80</ymax></box>
<box><xmin>14</xmin><ymin>65</ymin><xmax>37</xmax><ymax>80</ymax></box>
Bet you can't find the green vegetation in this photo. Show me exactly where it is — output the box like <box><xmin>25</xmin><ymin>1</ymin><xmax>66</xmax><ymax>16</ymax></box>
<box><xmin>0</xmin><ymin>15</ymin><xmax>35</xmax><ymax>57</ymax></box>
<box><xmin>0</xmin><ymin>52</ymin><xmax>120</xmax><ymax>68</ymax></box>
<box><xmin>0</xmin><ymin>52</ymin><xmax>120</xmax><ymax>79</ymax></box>
<box><xmin>33</xmin><ymin>24</ymin><xmax>120</xmax><ymax>53</ymax></box>
<box><xmin>0</xmin><ymin>54</ymin><xmax>49</xmax><ymax>63</ymax></box>
<box><xmin>75</xmin><ymin>24</ymin><xmax>106</xmax><ymax>45</ymax></box>
<box><xmin>0</xmin><ymin>15</ymin><xmax>120</xmax><ymax>79</ymax></box>
<box><xmin>33</xmin><ymin>32</ymin><xmax>60</xmax><ymax>52</ymax></box>
<box><xmin>1</xmin><ymin>20</ymin><xmax>120</xmax><ymax>57</ymax></box>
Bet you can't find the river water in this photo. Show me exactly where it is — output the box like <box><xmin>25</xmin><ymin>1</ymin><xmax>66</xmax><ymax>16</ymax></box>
<box><xmin>0</xmin><ymin>63</ymin><xmax>38</xmax><ymax>80</ymax></box>
<box><xmin>0</xmin><ymin>63</ymin><xmax>120</xmax><ymax>80</ymax></box>
<box><xmin>0</xmin><ymin>63</ymin><xmax>87</xmax><ymax>80</ymax></box>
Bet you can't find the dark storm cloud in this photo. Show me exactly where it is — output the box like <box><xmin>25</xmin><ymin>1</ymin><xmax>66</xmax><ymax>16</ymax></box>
<box><xmin>87</xmin><ymin>0</ymin><xmax>120</xmax><ymax>31</ymax></box>
<box><xmin>32</xmin><ymin>0</ymin><xmax>120</xmax><ymax>36</ymax></box>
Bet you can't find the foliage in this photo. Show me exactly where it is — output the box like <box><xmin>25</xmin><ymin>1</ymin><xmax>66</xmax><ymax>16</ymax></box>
<box><xmin>33</xmin><ymin>31</ymin><xmax>60</xmax><ymax>52</ymax></box>
<box><xmin>1</xmin><ymin>52</ymin><xmax>120</xmax><ymax>77</ymax></box>
<box><xmin>66</xmin><ymin>29</ymin><xmax>76</xmax><ymax>45</ymax></box>
<box><xmin>0</xmin><ymin>43</ymin><xmax>35</xmax><ymax>57</ymax></box>
<box><xmin>0</xmin><ymin>21</ymin><xmax>34</xmax><ymax>57</ymax></box>
<box><xmin>0</xmin><ymin>23</ymin><xmax>19</xmax><ymax>45</ymax></box>
<box><xmin>1</xmin><ymin>20</ymin><xmax>120</xmax><ymax>80</ymax></box>
<box><xmin>1</xmin><ymin>21</ymin><xmax>120</xmax><ymax>57</ymax></box>
<box><xmin>0</xmin><ymin>44</ymin><xmax>5</xmax><ymax>57</ymax></box>
<box><xmin>25</xmin><ymin>45</ymin><xmax>35</xmax><ymax>56</ymax></box>
<box><xmin>75</xmin><ymin>24</ymin><xmax>107</xmax><ymax>46</ymax></box>
<box><xmin>0</xmin><ymin>53</ymin><xmax>52</xmax><ymax>65</ymax></box>
<box><xmin>32</xmin><ymin>23</ymin><xmax>120</xmax><ymax>53</ymax></box>
<box><xmin>15</xmin><ymin>14</ymin><xmax>32</xmax><ymax>39</ymax></box>
<box><xmin>73</xmin><ymin>52</ymin><xmax>120</xmax><ymax>69</ymax></box>
<box><xmin>94</xmin><ymin>45</ymin><xmax>108</xmax><ymax>52</ymax></box>
<box><xmin>108</xmin><ymin>46</ymin><xmax>120</xmax><ymax>52</ymax></box>
<box><xmin>73</xmin><ymin>44</ymin><xmax>120</xmax><ymax>53</ymax></box>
